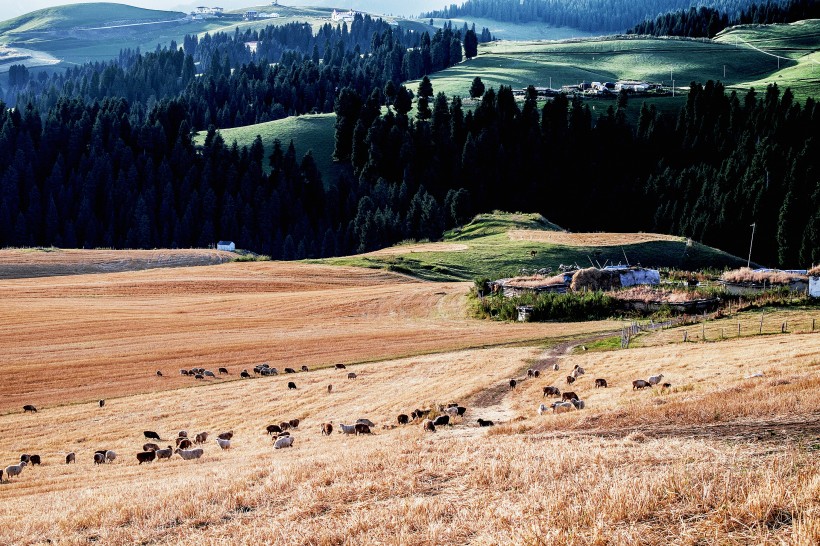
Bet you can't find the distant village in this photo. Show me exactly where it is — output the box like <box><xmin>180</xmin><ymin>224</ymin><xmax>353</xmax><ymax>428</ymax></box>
<box><xmin>187</xmin><ymin>5</ymin><xmax>358</xmax><ymax>22</ymax></box>
<box><xmin>516</xmin><ymin>80</ymin><xmax>671</xmax><ymax>98</ymax></box>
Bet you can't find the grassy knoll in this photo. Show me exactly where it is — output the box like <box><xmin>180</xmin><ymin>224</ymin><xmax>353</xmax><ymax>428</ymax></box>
<box><xmin>317</xmin><ymin>212</ymin><xmax>748</xmax><ymax>281</ymax></box>
<box><xmin>193</xmin><ymin>113</ymin><xmax>344</xmax><ymax>180</ymax></box>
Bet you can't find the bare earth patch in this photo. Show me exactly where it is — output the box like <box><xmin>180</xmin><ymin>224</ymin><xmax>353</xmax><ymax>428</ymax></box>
<box><xmin>508</xmin><ymin>229</ymin><xmax>682</xmax><ymax>246</ymax></box>
<box><xmin>0</xmin><ymin>248</ymin><xmax>236</xmax><ymax>279</ymax></box>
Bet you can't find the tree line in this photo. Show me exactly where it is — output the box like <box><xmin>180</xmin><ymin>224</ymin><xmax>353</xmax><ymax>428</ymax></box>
<box><xmin>333</xmin><ymin>78</ymin><xmax>819</xmax><ymax>267</ymax></box>
<box><xmin>422</xmin><ymin>0</ymin><xmax>791</xmax><ymax>33</ymax></box>
<box><xmin>627</xmin><ymin>0</ymin><xmax>820</xmax><ymax>38</ymax></box>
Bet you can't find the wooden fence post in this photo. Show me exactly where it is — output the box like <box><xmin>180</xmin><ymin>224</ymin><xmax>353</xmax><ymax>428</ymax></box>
<box><xmin>759</xmin><ymin>311</ymin><xmax>765</xmax><ymax>334</ymax></box>
<box><xmin>683</xmin><ymin>330</ymin><xmax>688</xmax><ymax>342</ymax></box>
<box><xmin>738</xmin><ymin>321</ymin><xmax>741</xmax><ymax>337</ymax></box>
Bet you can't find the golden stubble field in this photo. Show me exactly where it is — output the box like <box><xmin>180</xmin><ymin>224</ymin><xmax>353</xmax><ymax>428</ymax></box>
<box><xmin>0</xmin><ymin>259</ymin><xmax>818</xmax><ymax>545</ymax></box>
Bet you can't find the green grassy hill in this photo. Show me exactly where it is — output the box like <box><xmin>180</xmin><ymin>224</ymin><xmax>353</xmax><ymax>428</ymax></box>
<box><xmin>193</xmin><ymin>113</ymin><xmax>345</xmax><ymax>181</ymax></box>
<box><xmin>428</xmin><ymin>16</ymin><xmax>599</xmax><ymax>41</ymax></box>
<box><xmin>316</xmin><ymin>212</ymin><xmax>748</xmax><ymax>281</ymax></box>
<box><xmin>0</xmin><ymin>3</ymin><xmax>184</xmax><ymax>35</ymax></box>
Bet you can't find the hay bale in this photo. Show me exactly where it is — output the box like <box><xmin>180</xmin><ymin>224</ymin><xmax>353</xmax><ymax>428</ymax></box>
<box><xmin>720</xmin><ymin>267</ymin><xmax>805</xmax><ymax>285</ymax></box>
<box><xmin>571</xmin><ymin>268</ymin><xmax>620</xmax><ymax>292</ymax></box>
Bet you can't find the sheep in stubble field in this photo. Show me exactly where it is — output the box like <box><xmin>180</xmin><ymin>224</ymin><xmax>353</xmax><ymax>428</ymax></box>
<box><xmin>423</xmin><ymin>419</ymin><xmax>436</xmax><ymax>432</ymax></box>
<box><xmin>647</xmin><ymin>374</ymin><xmax>664</xmax><ymax>385</ymax></box>
<box><xmin>284</xmin><ymin>368</ymin><xmax>296</xmax><ymax>374</ymax></box>
<box><xmin>99</xmin><ymin>399</ymin><xmax>105</xmax><ymax>408</ymax></box>
<box><xmin>551</xmin><ymin>401</ymin><xmax>575</xmax><ymax>414</ymax></box>
<box><xmin>566</xmin><ymin>375</ymin><xmax>576</xmax><ymax>385</ymax></box>
<box><xmin>240</xmin><ymin>370</ymin><xmax>251</xmax><ymax>378</ymax></box>
<box><xmin>289</xmin><ymin>419</ymin><xmax>300</xmax><ymax>429</ymax></box>
<box><xmin>274</xmin><ymin>436</ymin><xmax>294</xmax><ymax>449</ymax></box>
<box><xmin>347</xmin><ymin>372</ymin><xmax>357</xmax><ymax>380</ymax></box>
<box><xmin>321</xmin><ymin>422</ymin><xmax>333</xmax><ymax>435</ymax></box>
<box><xmin>476</xmin><ymin>418</ymin><xmax>494</xmax><ymax>427</ymax></box>
<box><xmin>632</xmin><ymin>379</ymin><xmax>651</xmax><ymax>390</ymax></box>
<box><xmin>287</xmin><ymin>381</ymin><xmax>297</xmax><ymax>390</ymax></box>
<box><xmin>443</xmin><ymin>406</ymin><xmax>459</xmax><ymax>418</ymax></box>
<box><xmin>4</xmin><ymin>461</ymin><xmax>26</xmax><ymax>481</ymax></box>
<box><xmin>23</xmin><ymin>405</ymin><xmax>37</xmax><ymax>413</ymax></box>
<box><xmin>155</xmin><ymin>446</ymin><xmax>173</xmax><ymax>460</ymax></box>
<box><xmin>93</xmin><ymin>453</ymin><xmax>105</xmax><ymax>465</ymax></box>
<box><xmin>335</xmin><ymin>364</ymin><xmax>346</xmax><ymax>370</ymax></box>
<box><xmin>266</xmin><ymin>424</ymin><xmax>282</xmax><ymax>435</ymax></box>
<box><xmin>301</xmin><ymin>365</ymin><xmax>309</xmax><ymax>372</ymax></box>
<box><xmin>175</xmin><ymin>447</ymin><xmax>204</xmax><ymax>460</ymax></box>
<box><xmin>543</xmin><ymin>386</ymin><xmax>561</xmax><ymax>397</ymax></box>
<box><xmin>397</xmin><ymin>414</ymin><xmax>409</xmax><ymax>425</ymax></box>
<box><xmin>195</xmin><ymin>432</ymin><xmax>209</xmax><ymax>444</ymax></box>
<box><xmin>538</xmin><ymin>403</ymin><xmax>549</xmax><ymax>415</ymax></box>
<box><xmin>595</xmin><ymin>378</ymin><xmax>608</xmax><ymax>388</ymax></box>
<box><xmin>29</xmin><ymin>455</ymin><xmax>41</xmax><ymax>465</ymax></box>
<box><xmin>356</xmin><ymin>419</ymin><xmax>375</xmax><ymax>428</ymax></box>
<box><xmin>327</xmin><ymin>384</ymin><xmax>333</xmax><ymax>393</ymax></box>
<box><xmin>562</xmin><ymin>392</ymin><xmax>579</xmax><ymax>402</ymax></box>
<box><xmin>144</xmin><ymin>430</ymin><xmax>161</xmax><ymax>440</ymax></box>
<box><xmin>432</xmin><ymin>415</ymin><xmax>450</xmax><ymax>427</ymax></box>
<box><xmin>156</xmin><ymin>370</ymin><xmax>163</xmax><ymax>377</ymax></box>
<box><xmin>217</xmin><ymin>431</ymin><xmax>233</xmax><ymax>441</ymax></box>
<box><xmin>65</xmin><ymin>452</ymin><xmax>75</xmax><ymax>464</ymax></box>
<box><xmin>218</xmin><ymin>367</ymin><xmax>229</xmax><ymax>375</ymax></box>
<box><xmin>136</xmin><ymin>451</ymin><xmax>156</xmax><ymax>464</ymax></box>
<box><xmin>553</xmin><ymin>363</ymin><xmax>559</xmax><ymax>371</ymax></box>
<box><xmin>216</xmin><ymin>438</ymin><xmax>231</xmax><ymax>450</ymax></box>
<box><xmin>338</xmin><ymin>423</ymin><xmax>357</xmax><ymax>435</ymax></box>
<box><xmin>354</xmin><ymin>423</ymin><xmax>372</xmax><ymax>435</ymax></box>
<box><xmin>509</xmin><ymin>379</ymin><xmax>517</xmax><ymax>389</ymax></box>
<box><xmin>105</xmin><ymin>450</ymin><xmax>116</xmax><ymax>463</ymax></box>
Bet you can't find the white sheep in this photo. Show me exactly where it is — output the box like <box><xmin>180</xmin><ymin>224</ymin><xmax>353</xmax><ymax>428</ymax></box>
<box><xmin>647</xmin><ymin>374</ymin><xmax>664</xmax><ymax>385</ymax></box>
<box><xmin>338</xmin><ymin>423</ymin><xmax>357</xmax><ymax>435</ymax></box>
<box><xmin>551</xmin><ymin>401</ymin><xmax>575</xmax><ymax>414</ymax></box>
<box><xmin>273</xmin><ymin>436</ymin><xmax>294</xmax><ymax>449</ymax></box>
<box><xmin>553</xmin><ymin>363</ymin><xmax>559</xmax><ymax>371</ymax></box>
<box><xmin>443</xmin><ymin>407</ymin><xmax>459</xmax><ymax>418</ymax></box>
<box><xmin>537</xmin><ymin>403</ymin><xmax>548</xmax><ymax>415</ymax></box>
<box><xmin>216</xmin><ymin>437</ymin><xmax>231</xmax><ymax>450</ymax></box>
<box><xmin>105</xmin><ymin>450</ymin><xmax>117</xmax><ymax>463</ymax></box>
<box><xmin>175</xmin><ymin>447</ymin><xmax>204</xmax><ymax>460</ymax></box>
<box><xmin>4</xmin><ymin>461</ymin><xmax>27</xmax><ymax>481</ymax></box>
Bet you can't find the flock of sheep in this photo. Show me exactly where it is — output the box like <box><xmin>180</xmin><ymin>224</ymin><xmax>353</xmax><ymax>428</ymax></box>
<box><xmin>4</xmin><ymin>356</ymin><xmax>671</xmax><ymax>483</ymax></box>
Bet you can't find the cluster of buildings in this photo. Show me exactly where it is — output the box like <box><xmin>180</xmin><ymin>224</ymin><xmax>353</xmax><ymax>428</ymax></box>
<box><xmin>243</xmin><ymin>10</ymin><xmax>280</xmax><ymax>20</ymax></box>
<box><xmin>560</xmin><ymin>80</ymin><xmax>666</xmax><ymax>97</ymax></box>
<box><xmin>331</xmin><ymin>9</ymin><xmax>357</xmax><ymax>22</ymax></box>
<box><xmin>190</xmin><ymin>6</ymin><xmax>223</xmax><ymax>19</ymax></box>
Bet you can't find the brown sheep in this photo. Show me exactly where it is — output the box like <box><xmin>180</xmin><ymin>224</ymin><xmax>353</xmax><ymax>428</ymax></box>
<box><xmin>266</xmin><ymin>424</ymin><xmax>282</xmax><ymax>435</ymax></box>
<box><xmin>543</xmin><ymin>386</ymin><xmax>561</xmax><ymax>397</ymax></box>
<box><xmin>177</xmin><ymin>438</ymin><xmax>193</xmax><ymax>449</ymax></box>
<box><xmin>632</xmin><ymin>379</ymin><xmax>651</xmax><ymax>390</ymax></box>
<box><xmin>509</xmin><ymin>379</ymin><xmax>517</xmax><ymax>389</ymax></box>
<box><xmin>335</xmin><ymin>363</ymin><xmax>346</xmax><ymax>369</ymax></box>
<box><xmin>23</xmin><ymin>404</ymin><xmax>37</xmax><ymax>413</ymax></box>
<box><xmin>93</xmin><ymin>453</ymin><xmax>105</xmax><ymax>465</ymax></box>
<box><xmin>595</xmin><ymin>378</ymin><xmax>608</xmax><ymax>388</ymax></box>
<box><xmin>661</xmin><ymin>382</ymin><xmax>672</xmax><ymax>389</ymax></box>
<box><xmin>533</xmin><ymin>370</ymin><xmax>540</xmax><ymax>378</ymax></box>
<box><xmin>432</xmin><ymin>415</ymin><xmax>450</xmax><ymax>427</ymax></box>
<box><xmin>279</xmin><ymin>421</ymin><xmax>290</xmax><ymax>431</ymax></box>
<box><xmin>566</xmin><ymin>375</ymin><xmax>576</xmax><ymax>384</ymax></box>
<box><xmin>301</xmin><ymin>365</ymin><xmax>309</xmax><ymax>372</ymax></box>
<box><xmin>527</xmin><ymin>369</ymin><xmax>535</xmax><ymax>377</ymax></box>
<box><xmin>477</xmin><ymin>418</ymin><xmax>494</xmax><ymax>427</ymax></box>
<box><xmin>99</xmin><ymin>399</ymin><xmax>105</xmax><ymax>408</ymax></box>
<box><xmin>422</xmin><ymin>419</ymin><xmax>436</xmax><ymax>432</ymax></box>
<box><xmin>156</xmin><ymin>370</ymin><xmax>163</xmax><ymax>377</ymax></box>
<box><xmin>217</xmin><ymin>431</ymin><xmax>234</xmax><ymax>440</ymax></box>
<box><xmin>289</xmin><ymin>418</ymin><xmax>300</xmax><ymax>429</ymax></box>
<box><xmin>136</xmin><ymin>451</ymin><xmax>156</xmax><ymax>464</ymax></box>
<box><xmin>287</xmin><ymin>381</ymin><xmax>297</xmax><ymax>390</ymax></box>
<box><xmin>347</xmin><ymin>372</ymin><xmax>357</xmax><ymax>380</ymax></box>
<box><xmin>194</xmin><ymin>432</ymin><xmax>209</xmax><ymax>444</ymax></box>
<box><xmin>397</xmin><ymin>414</ymin><xmax>409</xmax><ymax>425</ymax></box>
<box><xmin>218</xmin><ymin>367</ymin><xmax>229</xmax><ymax>375</ymax></box>
<box><xmin>143</xmin><ymin>443</ymin><xmax>160</xmax><ymax>452</ymax></box>
<box><xmin>327</xmin><ymin>384</ymin><xmax>333</xmax><ymax>393</ymax></box>
<box><xmin>65</xmin><ymin>452</ymin><xmax>75</xmax><ymax>464</ymax></box>
<box><xmin>354</xmin><ymin>423</ymin><xmax>372</xmax><ymax>435</ymax></box>
<box><xmin>321</xmin><ymin>422</ymin><xmax>333</xmax><ymax>435</ymax></box>
<box><xmin>30</xmin><ymin>455</ymin><xmax>41</xmax><ymax>465</ymax></box>
<box><xmin>240</xmin><ymin>370</ymin><xmax>251</xmax><ymax>378</ymax></box>
<box><xmin>284</xmin><ymin>367</ymin><xmax>296</xmax><ymax>374</ymax></box>
<box><xmin>561</xmin><ymin>391</ymin><xmax>579</xmax><ymax>402</ymax></box>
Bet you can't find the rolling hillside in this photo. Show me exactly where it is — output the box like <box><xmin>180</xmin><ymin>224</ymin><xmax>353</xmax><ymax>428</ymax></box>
<box><xmin>319</xmin><ymin>212</ymin><xmax>749</xmax><ymax>281</ymax></box>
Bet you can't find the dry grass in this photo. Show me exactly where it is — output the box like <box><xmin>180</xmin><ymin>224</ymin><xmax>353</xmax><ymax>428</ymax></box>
<box><xmin>508</xmin><ymin>230</ymin><xmax>681</xmax><ymax>246</ymax></box>
<box><xmin>364</xmin><ymin>242</ymin><xmax>469</xmax><ymax>256</ymax></box>
<box><xmin>0</xmin><ymin>262</ymin><xmax>617</xmax><ymax>412</ymax></box>
<box><xmin>0</xmin><ymin>261</ymin><xmax>818</xmax><ymax>544</ymax></box>
<box><xmin>501</xmin><ymin>273</ymin><xmax>569</xmax><ymax>288</ymax></box>
<box><xmin>610</xmin><ymin>285</ymin><xmax>708</xmax><ymax>303</ymax></box>
<box><xmin>0</xmin><ymin>248</ymin><xmax>235</xmax><ymax>279</ymax></box>
<box><xmin>721</xmin><ymin>267</ymin><xmax>806</xmax><ymax>284</ymax></box>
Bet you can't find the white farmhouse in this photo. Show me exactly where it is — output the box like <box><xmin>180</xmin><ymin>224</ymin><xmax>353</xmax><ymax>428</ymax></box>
<box><xmin>217</xmin><ymin>241</ymin><xmax>236</xmax><ymax>252</ymax></box>
<box><xmin>810</xmin><ymin>274</ymin><xmax>820</xmax><ymax>298</ymax></box>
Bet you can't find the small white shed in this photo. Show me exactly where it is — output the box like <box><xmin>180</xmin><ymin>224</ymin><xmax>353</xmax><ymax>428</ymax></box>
<box><xmin>217</xmin><ymin>240</ymin><xmax>235</xmax><ymax>252</ymax></box>
<box><xmin>810</xmin><ymin>276</ymin><xmax>820</xmax><ymax>298</ymax></box>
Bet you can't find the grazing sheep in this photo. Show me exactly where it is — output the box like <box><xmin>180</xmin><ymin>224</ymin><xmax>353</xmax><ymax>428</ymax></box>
<box><xmin>266</xmin><ymin>425</ymin><xmax>282</xmax><ymax>435</ymax></box>
<box><xmin>194</xmin><ymin>374</ymin><xmax>204</xmax><ymax>380</ymax></box>
<box><xmin>422</xmin><ymin>419</ymin><xmax>436</xmax><ymax>432</ymax></box>
<box><xmin>347</xmin><ymin>372</ymin><xmax>357</xmax><ymax>380</ymax></box>
<box><xmin>457</xmin><ymin>406</ymin><xmax>467</xmax><ymax>416</ymax></box>
<box><xmin>136</xmin><ymin>451</ymin><xmax>156</xmax><ymax>464</ymax></box>
<box><xmin>553</xmin><ymin>363</ymin><xmax>560</xmax><ymax>371</ymax></box>
<box><xmin>397</xmin><ymin>414</ymin><xmax>409</xmax><ymax>425</ymax></box>
<box><xmin>562</xmin><ymin>392</ymin><xmax>579</xmax><ymax>402</ymax></box>
<box><xmin>20</xmin><ymin>454</ymin><xmax>30</xmax><ymax>463</ymax></box>
<box><xmin>218</xmin><ymin>367</ymin><xmax>229</xmax><ymax>375</ymax></box>
<box><xmin>661</xmin><ymin>382</ymin><xmax>672</xmax><ymax>389</ymax></box>
<box><xmin>354</xmin><ymin>423</ymin><xmax>372</xmax><ymax>435</ymax></box>
<box><xmin>595</xmin><ymin>378</ymin><xmax>608</xmax><ymax>388</ymax></box>
<box><xmin>178</xmin><ymin>430</ymin><xmax>188</xmax><ymax>438</ymax></box>
<box><xmin>543</xmin><ymin>386</ymin><xmax>561</xmax><ymax>397</ymax></box>
<box><xmin>156</xmin><ymin>370</ymin><xmax>163</xmax><ymax>377</ymax></box>
<box><xmin>216</xmin><ymin>438</ymin><xmax>231</xmax><ymax>450</ymax></box>
<box><xmin>538</xmin><ymin>403</ymin><xmax>549</xmax><ymax>415</ymax></box>
<box><xmin>551</xmin><ymin>401</ymin><xmax>575</xmax><ymax>414</ymax></box>
<box><xmin>411</xmin><ymin>409</ymin><xmax>430</xmax><ymax>420</ymax></box>
<box><xmin>566</xmin><ymin>375</ymin><xmax>576</xmax><ymax>385</ymax></box>
<box><xmin>23</xmin><ymin>404</ymin><xmax>37</xmax><ymax>413</ymax></box>
<box><xmin>287</xmin><ymin>381</ymin><xmax>297</xmax><ymax>390</ymax></box>
<box><xmin>327</xmin><ymin>384</ymin><xmax>333</xmax><ymax>393</ymax></box>
<box><xmin>338</xmin><ymin>423</ymin><xmax>357</xmax><ymax>435</ymax></box>
<box><xmin>65</xmin><ymin>452</ymin><xmax>75</xmax><ymax>464</ymax></box>
<box><xmin>279</xmin><ymin>422</ymin><xmax>291</xmax><ymax>431</ymax></box>
<box><xmin>93</xmin><ymin>453</ymin><xmax>105</xmax><ymax>465</ymax></box>
<box><xmin>571</xmin><ymin>399</ymin><xmax>585</xmax><ymax>410</ymax></box>
<box><xmin>218</xmin><ymin>431</ymin><xmax>233</xmax><ymax>441</ymax></box>
<box><xmin>356</xmin><ymin>418</ymin><xmax>375</xmax><ymax>427</ymax></box>
<box><xmin>533</xmin><ymin>370</ymin><xmax>540</xmax><ymax>378</ymax></box>
<box><xmin>29</xmin><ymin>455</ymin><xmax>41</xmax><ymax>465</ymax></box>
<box><xmin>284</xmin><ymin>367</ymin><xmax>296</xmax><ymax>374</ymax></box>
<box><xmin>444</xmin><ymin>406</ymin><xmax>459</xmax><ymax>418</ymax></box>
<box><xmin>476</xmin><ymin>418</ymin><xmax>494</xmax><ymax>427</ymax></box>
<box><xmin>240</xmin><ymin>370</ymin><xmax>251</xmax><ymax>378</ymax></box>
<box><xmin>509</xmin><ymin>379</ymin><xmax>517</xmax><ymax>389</ymax></box>
<box><xmin>195</xmin><ymin>432</ymin><xmax>209</xmax><ymax>444</ymax></box>
<box><xmin>270</xmin><ymin>368</ymin><xmax>279</xmax><ymax>375</ymax></box>
<box><xmin>175</xmin><ymin>437</ymin><xmax>188</xmax><ymax>447</ymax></box>
<box><xmin>301</xmin><ymin>365</ymin><xmax>309</xmax><ymax>372</ymax></box>
<box><xmin>527</xmin><ymin>369</ymin><xmax>535</xmax><ymax>377</ymax></box>
<box><xmin>647</xmin><ymin>374</ymin><xmax>664</xmax><ymax>385</ymax></box>
<box><xmin>573</xmin><ymin>365</ymin><xmax>585</xmax><ymax>375</ymax></box>
<box><xmin>335</xmin><ymin>363</ymin><xmax>346</xmax><ymax>369</ymax></box>
<box><xmin>273</xmin><ymin>436</ymin><xmax>295</xmax><ymax>449</ymax></box>
<box><xmin>105</xmin><ymin>450</ymin><xmax>116</xmax><ymax>463</ymax></box>
<box><xmin>143</xmin><ymin>443</ymin><xmax>160</xmax><ymax>452</ymax></box>
<box><xmin>99</xmin><ymin>399</ymin><xmax>105</xmax><ymax>408</ymax></box>
<box><xmin>277</xmin><ymin>431</ymin><xmax>291</xmax><ymax>438</ymax></box>
<box><xmin>174</xmin><ymin>447</ymin><xmax>204</xmax><ymax>460</ymax></box>
<box><xmin>289</xmin><ymin>419</ymin><xmax>300</xmax><ymax>429</ymax></box>
<box><xmin>178</xmin><ymin>439</ymin><xmax>193</xmax><ymax>449</ymax></box>
<box><xmin>632</xmin><ymin>379</ymin><xmax>651</xmax><ymax>390</ymax></box>
<box><xmin>321</xmin><ymin>423</ymin><xmax>333</xmax><ymax>435</ymax></box>
<box><xmin>155</xmin><ymin>446</ymin><xmax>173</xmax><ymax>460</ymax></box>
<box><xmin>432</xmin><ymin>415</ymin><xmax>450</xmax><ymax>427</ymax></box>
<box><xmin>180</xmin><ymin>369</ymin><xmax>189</xmax><ymax>376</ymax></box>
<box><xmin>4</xmin><ymin>461</ymin><xmax>26</xmax><ymax>480</ymax></box>
<box><xmin>204</xmin><ymin>370</ymin><xmax>216</xmax><ymax>378</ymax></box>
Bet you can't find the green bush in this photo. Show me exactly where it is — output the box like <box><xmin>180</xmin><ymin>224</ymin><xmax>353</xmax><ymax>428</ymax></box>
<box><xmin>473</xmin><ymin>290</ymin><xmax>616</xmax><ymax>322</ymax></box>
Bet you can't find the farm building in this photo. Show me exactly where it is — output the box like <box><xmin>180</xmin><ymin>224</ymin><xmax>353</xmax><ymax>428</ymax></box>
<box><xmin>810</xmin><ymin>274</ymin><xmax>820</xmax><ymax>298</ymax></box>
<box><xmin>719</xmin><ymin>268</ymin><xmax>808</xmax><ymax>295</ymax></box>
<box><xmin>571</xmin><ymin>266</ymin><xmax>660</xmax><ymax>292</ymax></box>
<box><xmin>217</xmin><ymin>241</ymin><xmax>235</xmax><ymax>252</ymax></box>
<box><xmin>490</xmin><ymin>272</ymin><xmax>574</xmax><ymax>297</ymax></box>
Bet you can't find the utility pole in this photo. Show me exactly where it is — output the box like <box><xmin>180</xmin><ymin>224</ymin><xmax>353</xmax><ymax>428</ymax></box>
<box><xmin>724</xmin><ymin>65</ymin><xmax>726</xmax><ymax>78</ymax></box>
<box><xmin>747</xmin><ymin>222</ymin><xmax>756</xmax><ymax>268</ymax></box>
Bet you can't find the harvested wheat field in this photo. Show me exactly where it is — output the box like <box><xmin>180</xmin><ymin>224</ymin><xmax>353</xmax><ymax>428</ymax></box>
<box><xmin>0</xmin><ymin>322</ymin><xmax>818</xmax><ymax>544</ymax></box>
<box><xmin>0</xmin><ymin>261</ymin><xmax>617</xmax><ymax>412</ymax></box>
<box><xmin>0</xmin><ymin>248</ymin><xmax>235</xmax><ymax>279</ymax></box>
<box><xmin>508</xmin><ymin>229</ymin><xmax>682</xmax><ymax>246</ymax></box>
<box><xmin>364</xmin><ymin>242</ymin><xmax>470</xmax><ymax>255</ymax></box>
